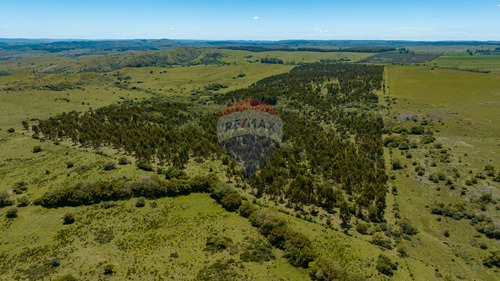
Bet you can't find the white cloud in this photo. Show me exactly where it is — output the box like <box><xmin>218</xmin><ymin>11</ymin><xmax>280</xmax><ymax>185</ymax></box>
<box><xmin>1</xmin><ymin>25</ymin><xmax>7</xmax><ymax>29</ymax></box>
<box><xmin>394</xmin><ymin>27</ymin><xmax>436</xmax><ymax>32</ymax></box>
<box><xmin>169</xmin><ymin>27</ymin><xmax>174</xmax><ymax>30</ymax></box>
<box><xmin>498</xmin><ymin>4</ymin><xmax>500</xmax><ymax>7</ymax></box>
<box><xmin>253</xmin><ymin>16</ymin><xmax>259</xmax><ymax>20</ymax></box>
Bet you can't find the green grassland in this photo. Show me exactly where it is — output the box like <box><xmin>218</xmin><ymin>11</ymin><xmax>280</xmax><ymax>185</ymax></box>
<box><xmin>383</xmin><ymin>64</ymin><xmax>500</xmax><ymax>280</ymax></box>
<box><xmin>1</xmin><ymin>47</ymin><xmax>500</xmax><ymax>280</ymax></box>
<box><xmin>430</xmin><ymin>54</ymin><xmax>500</xmax><ymax>73</ymax></box>
<box><xmin>216</xmin><ymin>49</ymin><xmax>372</xmax><ymax>64</ymax></box>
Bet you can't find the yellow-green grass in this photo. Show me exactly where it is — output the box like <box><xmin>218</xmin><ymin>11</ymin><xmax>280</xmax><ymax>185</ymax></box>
<box><xmin>217</xmin><ymin>49</ymin><xmax>373</xmax><ymax>64</ymax></box>
<box><xmin>430</xmin><ymin>54</ymin><xmax>500</xmax><ymax>73</ymax></box>
<box><xmin>407</xmin><ymin>45</ymin><xmax>500</xmax><ymax>54</ymax></box>
<box><xmin>384</xmin><ymin>64</ymin><xmax>500</xmax><ymax>280</ymax></box>
<box><xmin>117</xmin><ymin>63</ymin><xmax>294</xmax><ymax>96</ymax></box>
<box><xmin>0</xmin><ymin>193</ymin><xmax>308</xmax><ymax>280</ymax></box>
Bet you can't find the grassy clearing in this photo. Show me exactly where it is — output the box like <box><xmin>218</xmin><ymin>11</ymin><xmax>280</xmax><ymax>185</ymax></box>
<box><xmin>383</xmin><ymin>64</ymin><xmax>500</xmax><ymax>280</ymax></box>
<box><xmin>430</xmin><ymin>54</ymin><xmax>500</xmax><ymax>73</ymax></box>
<box><xmin>0</xmin><ymin>193</ymin><xmax>307</xmax><ymax>280</ymax></box>
<box><xmin>217</xmin><ymin>49</ymin><xmax>373</xmax><ymax>64</ymax></box>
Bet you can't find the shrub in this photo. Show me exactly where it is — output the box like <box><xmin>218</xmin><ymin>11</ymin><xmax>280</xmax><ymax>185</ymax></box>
<box><xmin>409</xmin><ymin>126</ymin><xmax>424</xmax><ymax>135</ymax></box>
<box><xmin>12</xmin><ymin>181</ymin><xmax>28</xmax><ymax>194</ymax></box>
<box><xmin>398</xmin><ymin>218</ymin><xmax>418</xmax><ymax>235</ymax></box>
<box><xmin>118</xmin><ymin>156</ymin><xmax>130</xmax><ymax>165</ymax></box>
<box><xmin>32</xmin><ymin>145</ymin><xmax>42</xmax><ymax>153</ymax></box>
<box><xmin>475</xmin><ymin>222</ymin><xmax>500</xmax><ymax>239</ymax></box>
<box><xmin>51</xmin><ymin>258</ymin><xmax>61</xmax><ymax>267</ymax></box>
<box><xmin>17</xmin><ymin>196</ymin><xmax>30</xmax><ymax>207</ymax></box>
<box><xmin>66</xmin><ymin>161</ymin><xmax>74</xmax><ymax>168</ymax></box>
<box><xmin>396</xmin><ymin>244</ymin><xmax>408</xmax><ymax>257</ymax></box>
<box><xmin>398</xmin><ymin>142</ymin><xmax>409</xmax><ymax>150</ymax></box>
<box><xmin>54</xmin><ymin>274</ymin><xmax>78</xmax><ymax>281</ymax></box>
<box><xmin>421</xmin><ymin>135</ymin><xmax>435</xmax><ymax>144</ymax></box>
<box><xmin>309</xmin><ymin>256</ymin><xmax>346</xmax><ymax>281</ymax></box>
<box><xmin>204</xmin><ymin>235</ymin><xmax>233</xmax><ymax>253</ymax></box>
<box><xmin>221</xmin><ymin>192</ymin><xmax>242</xmax><ymax>211</ymax></box>
<box><xmin>164</xmin><ymin>166</ymin><xmax>189</xmax><ymax>180</ymax></box>
<box><xmin>103</xmin><ymin>264</ymin><xmax>114</xmax><ymax>275</ymax></box>
<box><xmin>383</xmin><ymin>136</ymin><xmax>403</xmax><ymax>148</ymax></box>
<box><xmin>268</xmin><ymin>225</ymin><xmax>293</xmax><ymax>248</ymax></box>
<box><xmin>6</xmin><ymin>207</ymin><xmax>18</xmax><ymax>218</ymax></box>
<box><xmin>197</xmin><ymin>259</ymin><xmax>239</xmax><ymax>281</ymax></box>
<box><xmin>483</xmin><ymin>248</ymin><xmax>500</xmax><ymax>268</ymax></box>
<box><xmin>136</xmin><ymin>161</ymin><xmax>154</xmax><ymax>171</ymax></box>
<box><xmin>7</xmin><ymin>128</ymin><xmax>15</xmax><ymax>133</ymax></box>
<box><xmin>103</xmin><ymin>161</ymin><xmax>116</xmax><ymax>171</ymax></box>
<box><xmin>63</xmin><ymin>213</ymin><xmax>75</xmax><ymax>224</ymax></box>
<box><xmin>356</xmin><ymin>222</ymin><xmax>369</xmax><ymax>234</ymax></box>
<box><xmin>210</xmin><ymin>183</ymin><xmax>233</xmax><ymax>203</ymax></box>
<box><xmin>238</xmin><ymin>201</ymin><xmax>257</xmax><ymax>218</ymax></box>
<box><xmin>249</xmin><ymin>209</ymin><xmax>286</xmax><ymax>236</ymax></box>
<box><xmin>283</xmin><ymin>232</ymin><xmax>317</xmax><ymax>268</ymax></box>
<box><xmin>371</xmin><ymin>232</ymin><xmax>392</xmax><ymax>249</ymax></box>
<box><xmin>376</xmin><ymin>254</ymin><xmax>397</xmax><ymax>275</ymax></box>
<box><xmin>240</xmin><ymin>238</ymin><xmax>275</xmax><ymax>262</ymax></box>
<box><xmin>391</xmin><ymin>159</ymin><xmax>404</xmax><ymax>170</ymax></box>
<box><xmin>0</xmin><ymin>192</ymin><xmax>14</xmax><ymax>207</ymax></box>
<box><xmin>135</xmin><ymin>197</ymin><xmax>146</xmax><ymax>207</ymax></box>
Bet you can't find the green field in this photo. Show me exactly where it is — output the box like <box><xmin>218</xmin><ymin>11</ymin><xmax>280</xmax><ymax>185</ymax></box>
<box><xmin>430</xmin><ymin>54</ymin><xmax>500</xmax><ymax>73</ymax></box>
<box><xmin>1</xmin><ymin>46</ymin><xmax>500</xmax><ymax>280</ymax></box>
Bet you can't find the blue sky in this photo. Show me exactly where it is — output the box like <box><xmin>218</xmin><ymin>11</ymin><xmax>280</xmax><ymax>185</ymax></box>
<box><xmin>1</xmin><ymin>0</ymin><xmax>500</xmax><ymax>40</ymax></box>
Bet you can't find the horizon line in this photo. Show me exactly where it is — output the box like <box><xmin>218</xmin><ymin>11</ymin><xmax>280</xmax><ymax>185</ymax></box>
<box><xmin>1</xmin><ymin>37</ymin><xmax>500</xmax><ymax>43</ymax></box>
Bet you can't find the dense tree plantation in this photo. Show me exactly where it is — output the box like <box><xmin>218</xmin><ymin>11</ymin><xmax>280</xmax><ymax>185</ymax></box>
<box><xmin>36</xmin><ymin>63</ymin><xmax>388</xmax><ymax>224</ymax></box>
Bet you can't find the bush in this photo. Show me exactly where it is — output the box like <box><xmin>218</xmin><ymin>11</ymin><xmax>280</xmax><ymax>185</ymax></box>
<box><xmin>483</xmin><ymin>248</ymin><xmax>500</xmax><ymax>268</ymax></box>
<box><xmin>51</xmin><ymin>258</ymin><xmax>61</xmax><ymax>267</ymax></box>
<box><xmin>238</xmin><ymin>201</ymin><xmax>257</xmax><ymax>218</ymax></box>
<box><xmin>118</xmin><ymin>156</ymin><xmax>130</xmax><ymax>165</ymax></box>
<box><xmin>421</xmin><ymin>135</ymin><xmax>435</xmax><ymax>144</ymax></box>
<box><xmin>376</xmin><ymin>254</ymin><xmax>397</xmax><ymax>275</ymax></box>
<box><xmin>309</xmin><ymin>256</ymin><xmax>366</xmax><ymax>280</ymax></box>
<box><xmin>0</xmin><ymin>192</ymin><xmax>14</xmax><ymax>207</ymax></box>
<box><xmin>103</xmin><ymin>264</ymin><xmax>114</xmax><ymax>275</ymax></box>
<box><xmin>210</xmin><ymin>183</ymin><xmax>233</xmax><ymax>202</ymax></box>
<box><xmin>63</xmin><ymin>213</ymin><xmax>75</xmax><ymax>224</ymax></box>
<box><xmin>136</xmin><ymin>197</ymin><xmax>146</xmax><ymax>207</ymax></box>
<box><xmin>409</xmin><ymin>126</ymin><xmax>424</xmax><ymax>135</ymax></box>
<box><xmin>391</xmin><ymin>159</ymin><xmax>404</xmax><ymax>170</ymax></box>
<box><xmin>66</xmin><ymin>161</ymin><xmax>74</xmax><ymax>168</ymax></box>
<box><xmin>17</xmin><ymin>196</ymin><xmax>30</xmax><ymax>207</ymax></box>
<box><xmin>396</xmin><ymin>244</ymin><xmax>408</xmax><ymax>257</ymax></box>
<box><xmin>164</xmin><ymin>166</ymin><xmax>189</xmax><ymax>180</ymax></box>
<box><xmin>6</xmin><ymin>207</ymin><xmax>18</xmax><ymax>218</ymax></box>
<box><xmin>371</xmin><ymin>232</ymin><xmax>392</xmax><ymax>249</ymax></box>
<box><xmin>283</xmin><ymin>232</ymin><xmax>317</xmax><ymax>268</ymax></box>
<box><xmin>356</xmin><ymin>222</ymin><xmax>369</xmax><ymax>234</ymax></box>
<box><xmin>32</xmin><ymin>145</ymin><xmax>42</xmax><ymax>153</ymax></box>
<box><xmin>7</xmin><ymin>128</ymin><xmax>15</xmax><ymax>133</ymax></box>
<box><xmin>249</xmin><ymin>209</ymin><xmax>286</xmax><ymax>236</ymax></box>
<box><xmin>204</xmin><ymin>235</ymin><xmax>233</xmax><ymax>253</ymax></box>
<box><xmin>136</xmin><ymin>161</ymin><xmax>154</xmax><ymax>171</ymax></box>
<box><xmin>197</xmin><ymin>259</ymin><xmax>239</xmax><ymax>281</ymax></box>
<box><xmin>398</xmin><ymin>218</ymin><xmax>418</xmax><ymax>235</ymax></box>
<box><xmin>103</xmin><ymin>161</ymin><xmax>116</xmax><ymax>171</ymax></box>
<box><xmin>12</xmin><ymin>181</ymin><xmax>28</xmax><ymax>194</ymax></box>
<box><xmin>54</xmin><ymin>274</ymin><xmax>78</xmax><ymax>281</ymax></box>
<box><xmin>240</xmin><ymin>238</ymin><xmax>275</xmax><ymax>262</ymax></box>
<box><xmin>221</xmin><ymin>192</ymin><xmax>242</xmax><ymax>211</ymax></box>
